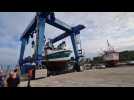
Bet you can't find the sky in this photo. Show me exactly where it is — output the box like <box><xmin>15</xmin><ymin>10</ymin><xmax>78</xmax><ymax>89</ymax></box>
<box><xmin>1</xmin><ymin>12</ymin><xmax>134</xmax><ymax>65</ymax></box>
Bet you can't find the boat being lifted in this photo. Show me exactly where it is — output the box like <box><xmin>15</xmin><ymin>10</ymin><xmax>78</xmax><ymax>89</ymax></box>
<box><xmin>41</xmin><ymin>41</ymin><xmax>75</xmax><ymax>76</ymax></box>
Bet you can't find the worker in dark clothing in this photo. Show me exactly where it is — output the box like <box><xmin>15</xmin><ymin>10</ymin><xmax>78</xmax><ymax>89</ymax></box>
<box><xmin>27</xmin><ymin>68</ymin><xmax>33</xmax><ymax>87</ymax></box>
<box><xmin>7</xmin><ymin>70</ymin><xmax>20</xmax><ymax>87</ymax></box>
<box><xmin>14</xmin><ymin>68</ymin><xmax>20</xmax><ymax>86</ymax></box>
<box><xmin>7</xmin><ymin>72</ymin><xmax>16</xmax><ymax>87</ymax></box>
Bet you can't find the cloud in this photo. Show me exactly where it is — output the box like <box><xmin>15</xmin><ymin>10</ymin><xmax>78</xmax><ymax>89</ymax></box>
<box><xmin>54</xmin><ymin>12</ymin><xmax>134</xmax><ymax>57</ymax></box>
<box><xmin>0</xmin><ymin>47</ymin><xmax>19</xmax><ymax>65</ymax></box>
<box><xmin>1</xmin><ymin>12</ymin><xmax>134</xmax><ymax>65</ymax></box>
<box><xmin>0</xmin><ymin>12</ymin><xmax>35</xmax><ymax>65</ymax></box>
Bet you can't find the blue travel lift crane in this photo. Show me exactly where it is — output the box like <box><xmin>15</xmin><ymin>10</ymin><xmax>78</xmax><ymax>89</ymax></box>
<box><xmin>19</xmin><ymin>12</ymin><xmax>85</xmax><ymax>78</ymax></box>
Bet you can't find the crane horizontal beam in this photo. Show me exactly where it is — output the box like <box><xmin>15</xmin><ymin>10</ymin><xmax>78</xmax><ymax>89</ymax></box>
<box><xmin>20</xmin><ymin>12</ymin><xmax>77</xmax><ymax>40</ymax></box>
<box><xmin>40</xmin><ymin>12</ymin><xmax>72</xmax><ymax>31</ymax></box>
<box><xmin>46</xmin><ymin>18</ymin><xmax>72</xmax><ymax>32</ymax></box>
<box><xmin>51</xmin><ymin>25</ymin><xmax>85</xmax><ymax>43</ymax></box>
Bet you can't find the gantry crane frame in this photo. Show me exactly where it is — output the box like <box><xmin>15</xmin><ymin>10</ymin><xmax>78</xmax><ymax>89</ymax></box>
<box><xmin>19</xmin><ymin>12</ymin><xmax>85</xmax><ymax>75</ymax></box>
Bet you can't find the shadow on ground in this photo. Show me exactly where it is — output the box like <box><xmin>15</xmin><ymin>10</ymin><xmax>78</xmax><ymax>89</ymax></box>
<box><xmin>35</xmin><ymin>77</ymin><xmax>46</xmax><ymax>80</ymax></box>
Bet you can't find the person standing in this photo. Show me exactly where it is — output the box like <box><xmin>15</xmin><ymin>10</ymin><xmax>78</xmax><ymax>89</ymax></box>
<box><xmin>7</xmin><ymin>72</ymin><xmax>15</xmax><ymax>87</ymax></box>
<box><xmin>27</xmin><ymin>68</ymin><xmax>33</xmax><ymax>87</ymax></box>
<box><xmin>13</xmin><ymin>68</ymin><xmax>20</xmax><ymax>87</ymax></box>
<box><xmin>6</xmin><ymin>69</ymin><xmax>20</xmax><ymax>87</ymax></box>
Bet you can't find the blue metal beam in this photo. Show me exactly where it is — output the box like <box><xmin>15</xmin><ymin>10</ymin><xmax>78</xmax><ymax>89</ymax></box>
<box><xmin>73</xmin><ymin>25</ymin><xmax>85</xmax><ymax>31</ymax></box>
<box><xmin>70</xmin><ymin>31</ymin><xmax>80</xmax><ymax>63</ymax></box>
<box><xmin>51</xmin><ymin>25</ymin><xmax>85</xmax><ymax>43</ymax></box>
<box><xmin>51</xmin><ymin>32</ymin><xmax>72</xmax><ymax>44</ymax></box>
<box><xmin>46</xmin><ymin>18</ymin><xmax>72</xmax><ymax>32</ymax></box>
<box><xmin>35</xmin><ymin>15</ymin><xmax>46</xmax><ymax>61</ymax></box>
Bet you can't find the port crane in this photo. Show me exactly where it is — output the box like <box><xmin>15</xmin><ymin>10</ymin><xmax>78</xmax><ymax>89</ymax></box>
<box><xmin>19</xmin><ymin>12</ymin><xmax>85</xmax><ymax>77</ymax></box>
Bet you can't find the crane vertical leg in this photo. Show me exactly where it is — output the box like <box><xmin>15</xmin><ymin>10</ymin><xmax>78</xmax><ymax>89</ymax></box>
<box><xmin>35</xmin><ymin>16</ymin><xmax>46</xmax><ymax>63</ymax></box>
<box><xmin>70</xmin><ymin>32</ymin><xmax>81</xmax><ymax>72</ymax></box>
<box><xmin>19</xmin><ymin>38</ymin><xmax>27</xmax><ymax>69</ymax></box>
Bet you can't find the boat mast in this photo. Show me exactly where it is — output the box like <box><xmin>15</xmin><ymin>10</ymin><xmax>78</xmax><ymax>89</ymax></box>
<box><xmin>107</xmin><ymin>40</ymin><xmax>114</xmax><ymax>52</ymax></box>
